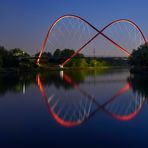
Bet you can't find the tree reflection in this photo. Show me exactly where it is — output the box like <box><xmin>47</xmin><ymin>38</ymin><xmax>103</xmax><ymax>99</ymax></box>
<box><xmin>128</xmin><ymin>74</ymin><xmax>148</xmax><ymax>98</ymax></box>
<box><xmin>0</xmin><ymin>72</ymin><xmax>36</xmax><ymax>96</ymax></box>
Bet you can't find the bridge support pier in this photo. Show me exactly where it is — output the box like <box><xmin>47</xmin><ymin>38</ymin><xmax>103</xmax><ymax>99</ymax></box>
<box><xmin>59</xmin><ymin>64</ymin><xmax>63</xmax><ymax>69</ymax></box>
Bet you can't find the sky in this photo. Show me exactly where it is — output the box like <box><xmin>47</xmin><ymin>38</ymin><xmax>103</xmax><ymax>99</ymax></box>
<box><xmin>0</xmin><ymin>0</ymin><xmax>148</xmax><ymax>55</ymax></box>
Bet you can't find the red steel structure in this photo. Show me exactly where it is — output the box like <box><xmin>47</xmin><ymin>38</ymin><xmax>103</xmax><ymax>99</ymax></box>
<box><xmin>36</xmin><ymin>15</ymin><xmax>147</xmax><ymax>67</ymax></box>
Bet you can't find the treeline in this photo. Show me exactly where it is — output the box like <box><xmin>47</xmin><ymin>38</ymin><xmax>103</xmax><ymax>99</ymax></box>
<box><xmin>0</xmin><ymin>46</ymin><xmax>36</xmax><ymax>69</ymax></box>
<box><xmin>129</xmin><ymin>44</ymin><xmax>148</xmax><ymax>73</ymax></box>
<box><xmin>35</xmin><ymin>48</ymin><xmax>84</xmax><ymax>66</ymax></box>
<box><xmin>36</xmin><ymin>49</ymin><xmax>125</xmax><ymax>68</ymax></box>
<box><xmin>0</xmin><ymin>46</ymin><xmax>128</xmax><ymax>70</ymax></box>
<box><xmin>37</xmin><ymin>49</ymin><xmax>110</xmax><ymax>67</ymax></box>
<box><xmin>0</xmin><ymin>47</ymin><xmax>80</xmax><ymax>69</ymax></box>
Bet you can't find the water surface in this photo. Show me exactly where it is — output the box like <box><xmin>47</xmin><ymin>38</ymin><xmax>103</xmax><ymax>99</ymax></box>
<box><xmin>0</xmin><ymin>69</ymin><xmax>148</xmax><ymax>147</ymax></box>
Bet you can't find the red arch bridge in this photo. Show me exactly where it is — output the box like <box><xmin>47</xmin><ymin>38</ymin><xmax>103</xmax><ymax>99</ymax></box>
<box><xmin>36</xmin><ymin>14</ymin><xmax>147</xmax><ymax>68</ymax></box>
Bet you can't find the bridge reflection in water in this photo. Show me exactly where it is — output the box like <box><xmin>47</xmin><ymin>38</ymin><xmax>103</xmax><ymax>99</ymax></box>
<box><xmin>37</xmin><ymin>70</ymin><xmax>146</xmax><ymax>127</ymax></box>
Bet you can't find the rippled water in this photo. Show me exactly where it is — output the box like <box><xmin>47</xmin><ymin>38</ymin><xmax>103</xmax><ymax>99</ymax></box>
<box><xmin>0</xmin><ymin>68</ymin><xmax>148</xmax><ymax>147</ymax></box>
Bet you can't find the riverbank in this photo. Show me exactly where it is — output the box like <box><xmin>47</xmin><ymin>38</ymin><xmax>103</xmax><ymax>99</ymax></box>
<box><xmin>0</xmin><ymin>66</ymin><xmax>130</xmax><ymax>74</ymax></box>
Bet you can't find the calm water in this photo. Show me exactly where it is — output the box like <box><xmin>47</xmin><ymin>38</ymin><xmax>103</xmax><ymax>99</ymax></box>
<box><xmin>0</xmin><ymin>68</ymin><xmax>148</xmax><ymax>147</ymax></box>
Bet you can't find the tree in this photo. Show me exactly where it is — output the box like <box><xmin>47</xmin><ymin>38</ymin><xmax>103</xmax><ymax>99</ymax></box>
<box><xmin>0</xmin><ymin>46</ymin><xmax>8</xmax><ymax>56</ymax></box>
<box><xmin>75</xmin><ymin>53</ymin><xmax>84</xmax><ymax>58</ymax></box>
<box><xmin>9</xmin><ymin>48</ymin><xmax>30</xmax><ymax>57</ymax></box>
<box><xmin>0</xmin><ymin>56</ymin><xmax>3</xmax><ymax>67</ymax></box>
<box><xmin>75</xmin><ymin>59</ymin><xmax>88</xmax><ymax>67</ymax></box>
<box><xmin>53</xmin><ymin>49</ymin><xmax>61</xmax><ymax>58</ymax></box>
<box><xmin>53</xmin><ymin>48</ymin><xmax>84</xmax><ymax>59</ymax></box>
<box><xmin>65</xmin><ymin>58</ymin><xmax>88</xmax><ymax>67</ymax></box>
<box><xmin>89</xmin><ymin>59</ymin><xmax>97</xmax><ymax>67</ymax></box>
<box><xmin>0</xmin><ymin>46</ymin><xmax>8</xmax><ymax>67</ymax></box>
<box><xmin>40</xmin><ymin>52</ymin><xmax>52</xmax><ymax>59</ymax></box>
<box><xmin>129</xmin><ymin>44</ymin><xmax>148</xmax><ymax>66</ymax></box>
<box><xmin>60</xmin><ymin>49</ymin><xmax>74</xmax><ymax>59</ymax></box>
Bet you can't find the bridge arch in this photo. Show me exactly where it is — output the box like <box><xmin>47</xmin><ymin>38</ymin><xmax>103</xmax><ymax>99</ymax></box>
<box><xmin>36</xmin><ymin>15</ymin><xmax>147</xmax><ymax>66</ymax></box>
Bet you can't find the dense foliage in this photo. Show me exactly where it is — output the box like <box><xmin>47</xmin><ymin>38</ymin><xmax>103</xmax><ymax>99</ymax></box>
<box><xmin>0</xmin><ymin>45</ymin><xmax>127</xmax><ymax>69</ymax></box>
<box><xmin>129</xmin><ymin>44</ymin><xmax>148</xmax><ymax>66</ymax></box>
<box><xmin>66</xmin><ymin>58</ymin><xmax>109</xmax><ymax>68</ymax></box>
<box><xmin>0</xmin><ymin>46</ymin><xmax>35</xmax><ymax>69</ymax></box>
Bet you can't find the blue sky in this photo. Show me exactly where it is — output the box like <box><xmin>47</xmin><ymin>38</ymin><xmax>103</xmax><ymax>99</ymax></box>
<box><xmin>0</xmin><ymin>0</ymin><xmax>148</xmax><ymax>54</ymax></box>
